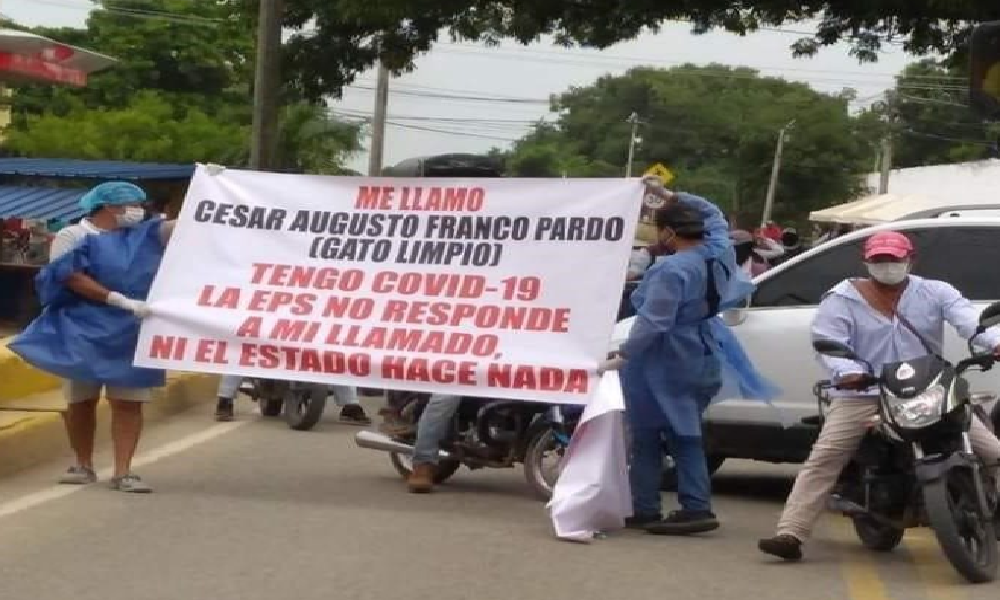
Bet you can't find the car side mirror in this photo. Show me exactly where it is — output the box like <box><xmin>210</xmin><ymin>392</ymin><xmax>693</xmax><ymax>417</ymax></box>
<box><xmin>813</xmin><ymin>339</ymin><xmax>858</xmax><ymax>360</ymax></box>
<box><xmin>978</xmin><ymin>301</ymin><xmax>1000</xmax><ymax>332</ymax></box>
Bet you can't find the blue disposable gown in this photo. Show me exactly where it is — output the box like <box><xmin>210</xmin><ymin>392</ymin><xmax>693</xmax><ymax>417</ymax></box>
<box><xmin>619</xmin><ymin>194</ymin><xmax>779</xmax><ymax>437</ymax></box>
<box><xmin>10</xmin><ymin>219</ymin><xmax>167</xmax><ymax>388</ymax></box>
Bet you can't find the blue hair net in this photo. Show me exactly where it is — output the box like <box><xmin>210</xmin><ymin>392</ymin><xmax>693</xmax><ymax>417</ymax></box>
<box><xmin>79</xmin><ymin>182</ymin><xmax>147</xmax><ymax>214</ymax></box>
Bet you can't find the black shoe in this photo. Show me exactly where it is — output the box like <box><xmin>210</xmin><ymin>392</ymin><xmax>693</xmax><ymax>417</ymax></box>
<box><xmin>624</xmin><ymin>513</ymin><xmax>663</xmax><ymax>529</ymax></box>
<box><xmin>758</xmin><ymin>535</ymin><xmax>803</xmax><ymax>561</ymax></box>
<box><xmin>645</xmin><ymin>510</ymin><xmax>719</xmax><ymax>535</ymax></box>
<box><xmin>214</xmin><ymin>398</ymin><xmax>234</xmax><ymax>422</ymax></box>
<box><xmin>339</xmin><ymin>405</ymin><xmax>372</xmax><ymax>425</ymax></box>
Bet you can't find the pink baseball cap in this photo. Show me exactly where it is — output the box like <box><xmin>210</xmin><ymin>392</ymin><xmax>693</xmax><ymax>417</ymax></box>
<box><xmin>863</xmin><ymin>231</ymin><xmax>914</xmax><ymax>260</ymax></box>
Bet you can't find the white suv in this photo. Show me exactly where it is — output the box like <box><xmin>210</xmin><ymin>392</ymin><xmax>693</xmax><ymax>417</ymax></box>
<box><xmin>611</xmin><ymin>218</ymin><xmax>1000</xmax><ymax>476</ymax></box>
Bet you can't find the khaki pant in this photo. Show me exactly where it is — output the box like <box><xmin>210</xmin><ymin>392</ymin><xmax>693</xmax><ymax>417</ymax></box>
<box><xmin>777</xmin><ymin>398</ymin><xmax>1000</xmax><ymax>541</ymax></box>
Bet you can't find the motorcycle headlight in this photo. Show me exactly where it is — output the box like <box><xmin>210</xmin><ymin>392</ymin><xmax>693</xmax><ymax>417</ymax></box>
<box><xmin>887</xmin><ymin>385</ymin><xmax>945</xmax><ymax>428</ymax></box>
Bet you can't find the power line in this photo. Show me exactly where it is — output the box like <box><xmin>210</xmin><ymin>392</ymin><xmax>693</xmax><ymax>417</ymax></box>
<box><xmin>386</xmin><ymin>120</ymin><xmax>518</xmax><ymax>142</ymax></box>
<box><xmin>331</xmin><ymin>107</ymin><xmax>544</xmax><ymax>125</ymax></box>
<box><xmin>434</xmin><ymin>41</ymin><xmax>964</xmax><ymax>83</ymax></box>
<box><xmin>902</xmin><ymin>129</ymin><xmax>998</xmax><ymax>146</ymax></box>
<box><xmin>331</xmin><ymin>109</ymin><xmax>529</xmax><ymax>140</ymax></box>
<box><xmin>24</xmin><ymin>0</ymin><xmax>223</xmax><ymax>27</ymax></box>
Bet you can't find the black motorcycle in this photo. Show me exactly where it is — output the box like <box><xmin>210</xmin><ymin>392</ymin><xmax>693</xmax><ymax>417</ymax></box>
<box><xmin>354</xmin><ymin>390</ymin><xmax>579</xmax><ymax>501</ymax></box>
<box><xmin>240</xmin><ymin>378</ymin><xmax>329</xmax><ymax>431</ymax></box>
<box><xmin>812</xmin><ymin>300</ymin><xmax>1000</xmax><ymax>583</ymax></box>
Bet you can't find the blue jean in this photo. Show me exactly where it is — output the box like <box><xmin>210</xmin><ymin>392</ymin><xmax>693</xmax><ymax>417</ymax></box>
<box><xmin>630</xmin><ymin>423</ymin><xmax>712</xmax><ymax>516</ymax></box>
<box><xmin>412</xmin><ymin>394</ymin><xmax>462</xmax><ymax>466</ymax></box>
<box><xmin>216</xmin><ymin>375</ymin><xmax>359</xmax><ymax>406</ymax></box>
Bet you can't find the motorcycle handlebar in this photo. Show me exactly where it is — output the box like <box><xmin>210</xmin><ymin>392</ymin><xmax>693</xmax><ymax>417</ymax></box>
<box><xmin>957</xmin><ymin>354</ymin><xmax>996</xmax><ymax>374</ymax></box>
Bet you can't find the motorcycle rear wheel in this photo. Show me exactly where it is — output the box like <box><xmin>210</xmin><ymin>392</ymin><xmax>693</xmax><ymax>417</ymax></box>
<box><xmin>523</xmin><ymin>428</ymin><xmax>566</xmax><ymax>502</ymax></box>
<box><xmin>923</xmin><ymin>468</ymin><xmax>999</xmax><ymax>583</ymax></box>
<box><xmin>852</xmin><ymin>516</ymin><xmax>904</xmax><ymax>552</ymax></box>
<box><xmin>283</xmin><ymin>383</ymin><xmax>328</xmax><ymax>431</ymax></box>
<box><xmin>389</xmin><ymin>452</ymin><xmax>461</xmax><ymax>485</ymax></box>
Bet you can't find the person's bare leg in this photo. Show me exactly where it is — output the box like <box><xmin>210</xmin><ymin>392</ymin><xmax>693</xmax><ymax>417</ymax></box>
<box><xmin>108</xmin><ymin>399</ymin><xmax>143</xmax><ymax>478</ymax></box>
<box><xmin>62</xmin><ymin>398</ymin><xmax>98</xmax><ymax>469</ymax></box>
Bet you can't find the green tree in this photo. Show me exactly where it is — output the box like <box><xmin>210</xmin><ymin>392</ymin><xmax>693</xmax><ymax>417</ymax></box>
<box><xmin>262</xmin><ymin>0</ymin><xmax>999</xmax><ymax>100</ymax></box>
<box><xmin>501</xmin><ymin>123</ymin><xmax>618</xmax><ymax>177</ymax></box>
<box><xmin>5</xmin><ymin>92</ymin><xmax>249</xmax><ymax>164</ymax></box>
<box><xmin>229</xmin><ymin>104</ymin><xmax>366</xmax><ymax>174</ymax></box>
<box><xmin>876</xmin><ymin>60</ymin><xmax>1000</xmax><ymax>168</ymax></box>
<box><xmin>12</xmin><ymin>0</ymin><xmax>255</xmax><ymax>124</ymax></box>
<box><xmin>6</xmin><ymin>93</ymin><xmax>364</xmax><ymax>174</ymax></box>
<box><xmin>507</xmin><ymin>65</ymin><xmax>874</xmax><ymax>222</ymax></box>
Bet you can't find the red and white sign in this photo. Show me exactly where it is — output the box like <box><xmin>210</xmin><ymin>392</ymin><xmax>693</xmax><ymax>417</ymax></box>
<box><xmin>136</xmin><ymin>166</ymin><xmax>642</xmax><ymax>404</ymax></box>
<box><xmin>0</xmin><ymin>30</ymin><xmax>116</xmax><ymax>87</ymax></box>
<box><xmin>0</xmin><ymin>51</ymin><xmax>87</xmax><ymax>86</ymax></box>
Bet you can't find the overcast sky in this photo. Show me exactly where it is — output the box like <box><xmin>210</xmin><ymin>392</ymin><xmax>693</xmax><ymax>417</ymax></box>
<box><xmin>8</xmin><ymin>0</ymin><xmax>917</xmax><ymax>173</ymax></box>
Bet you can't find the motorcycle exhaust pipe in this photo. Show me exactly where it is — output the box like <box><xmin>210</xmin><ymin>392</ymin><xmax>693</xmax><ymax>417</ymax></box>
<box><xmin>354</xmin><ymin>430</ymin><xmax>454</xmax><ymax>460</ymax></box>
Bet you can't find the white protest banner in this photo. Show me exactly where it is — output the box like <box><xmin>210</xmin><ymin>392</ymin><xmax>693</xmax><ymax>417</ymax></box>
<box><xmin>136</xmin><ymin>166</ymin><xmax>642</xmax><ymax>404</ymax></box>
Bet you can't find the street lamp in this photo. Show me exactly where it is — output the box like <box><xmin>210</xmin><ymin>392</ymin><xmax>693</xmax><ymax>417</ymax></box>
<box><xmin>625</xmin><ymin>112</ymin><xmax>643</xmax><ymax>178</ymax></box>
<box><xmin>760</xmin><ymin>119</ymin><xmax>796</xmax><ymax>228</ymax></box>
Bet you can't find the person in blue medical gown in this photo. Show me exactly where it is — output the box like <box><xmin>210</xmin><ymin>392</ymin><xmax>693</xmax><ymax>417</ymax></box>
<box><xmin>10</xmin><ymin>182</ymin><xmax>176</xmax><ymax>493</ymax></box>
<box><xmin>602</xmin><ymin>176</ymin><xmax>778</xmax><ymax>536</ymax></box>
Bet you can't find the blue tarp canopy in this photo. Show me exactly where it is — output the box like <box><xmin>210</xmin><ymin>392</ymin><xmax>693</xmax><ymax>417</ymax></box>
<box><xmin>0</xmin><ymin>158</ymin><xmax>195</xmax><ymax>180</ymax></box>
<box><xmin>0</xmin><ymin>186</ymin><xmax>86</xmax><ymax>221</ymax></box>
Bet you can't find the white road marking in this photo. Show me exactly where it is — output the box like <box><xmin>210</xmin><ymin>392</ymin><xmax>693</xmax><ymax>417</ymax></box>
<box><xmin>0</xmin><ymin>420</ymin><xmax>247</xmax><ymax>520</ymax></box>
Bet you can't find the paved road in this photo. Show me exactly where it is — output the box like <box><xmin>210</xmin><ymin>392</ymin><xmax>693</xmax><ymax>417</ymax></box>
<box><xmin>0</xmin><ymin>400</ymin><xmax>995</xmax><ymax>600</ymax></box>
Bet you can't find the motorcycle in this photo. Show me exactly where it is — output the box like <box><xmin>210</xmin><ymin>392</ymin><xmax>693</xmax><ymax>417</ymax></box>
<box><xmin>811</xmin><ymin>300</ymin><xmax>1000</xmax><ymax>583</ymax></box>
<box><xmin>240</xmin><ymin>378</ymin><xmax>329</xmax><ymax>431</ymax></box>
<box><xmin>354</xmin><ymin>390</ymin><xmax>579</xmax><ymax>501</ymax></box>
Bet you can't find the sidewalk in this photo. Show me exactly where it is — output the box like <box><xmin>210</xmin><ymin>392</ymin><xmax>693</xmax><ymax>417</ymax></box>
<box><xmin>0</xmin><ymin>338</ymin><xmax>219</xmax><ymax>478</ymax></box>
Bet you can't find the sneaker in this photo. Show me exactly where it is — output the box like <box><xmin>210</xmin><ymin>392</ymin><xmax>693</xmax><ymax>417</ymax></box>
<box><xmin>645</xmin><ymin>510</ymin><xmax>720</xmax><ymax>535</ymax></box>
<box><xmin>110</xmin><ymin>474</ymin><xmax>152</xmax><ymax>494</ymax></box>
<box><xmin>758</xmin><ymin>535</ymin><xmax>803</xmax><ymax>561</ymax></box>
<box><xmin>215</xmin><ymin>398</ymin><xmax>235</xmax><ymax>422</ymax></box>
<box><xmin>625</xmin><ymin>513</ymin><xmax>663</xmax><ymax>529</ymax></box>
<box><xmin>58</xmin><ymin>466</ymin><xmax>97</xmax><ymax>485</ymax></box>
<box><xmin>339</xmin><ymin>405</ymin><xmax>372</xmax><ymax>426</ymax></box>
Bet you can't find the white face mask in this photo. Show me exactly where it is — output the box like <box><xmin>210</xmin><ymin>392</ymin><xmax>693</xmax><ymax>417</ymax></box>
<box><xmin>866</xmin><ymin>262</ymin><xmax>910</xmax><ymax>285</ymax></box>
<box><xmin>115</xmin><ymin>206</ymin><xmax>145</xmax><ymax>228</ymax></box>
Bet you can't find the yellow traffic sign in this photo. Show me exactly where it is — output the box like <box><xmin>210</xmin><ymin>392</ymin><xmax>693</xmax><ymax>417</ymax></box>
<box><xmin>644</xmin><ymin>163</ymin><xmax>675</xmax><ymax>183</ymax></box>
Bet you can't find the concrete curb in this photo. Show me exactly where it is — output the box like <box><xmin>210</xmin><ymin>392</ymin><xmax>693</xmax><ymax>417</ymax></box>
<box><xmin>0</xmin><ymin>337</ymin><xmax>60</xmax><ymax>402</ymax></box>
<box><xmin>0</xmin><ymin>372</ymin><xmax>219</xmax><ymax>479</ymax></box>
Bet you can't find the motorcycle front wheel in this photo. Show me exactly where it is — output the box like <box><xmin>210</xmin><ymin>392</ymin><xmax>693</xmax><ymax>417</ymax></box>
<box><xmin>923</xmin><ymin>467</ymin><xmax>999</xmax><ymax>583</ymax></box>
<box><xmin>282</xmin><ymin>383</ymin><xmax>328</xmax><ymax>431</ymax></box>
<box><xmin>251</xmin><ymin>379</ymin><xmax>284</xmax><ymax>417</ymax></box>
<box><xmin>523</xmin><ymin>428</ymin><xmax>567</xmax><ymax>502</ymax></box>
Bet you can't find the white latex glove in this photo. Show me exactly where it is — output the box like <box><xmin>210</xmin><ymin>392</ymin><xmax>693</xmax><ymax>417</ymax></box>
<box><xmin>204</xmin><ymin>163</ymin><xmax>226</xmax><ymax>176</ymax></box>
<box><xmin>106</xmin><ymin>292</ymin><xmax>152</xmax><ymax>319</ymax></box>
<box><xmin>598</xmin><ymin>356</ymin><xmax>626</xmax><ymax>375</ymax></box>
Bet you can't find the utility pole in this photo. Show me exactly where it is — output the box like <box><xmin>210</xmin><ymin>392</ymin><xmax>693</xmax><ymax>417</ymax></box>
<box><xmin>367</xmin><ymin>62</ymin><xmax>390</xmax><ymax>176</ymax></box>
<box><xmin>761</xmin><ymin>119</ymin><xmax>795</xmax><ymax>228</ymax></box>
<box><xmin>878</xmin><ymin>135</ymin><xmax>893</xmax><ymax>194</ymax></box>
<box><xmin>249</xmin><ymin>0</ymin><xmax>283</xmax><ymax>170</ymax></box>
<box><xmin>877</xmin><ymin>90</ymin><xmax>897</xmax><ymax>194</ymax></box>
<box><xmin>625</xmin><ymin>112</ymin><xmax>641</xmax><ymax>178</ymax></box>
